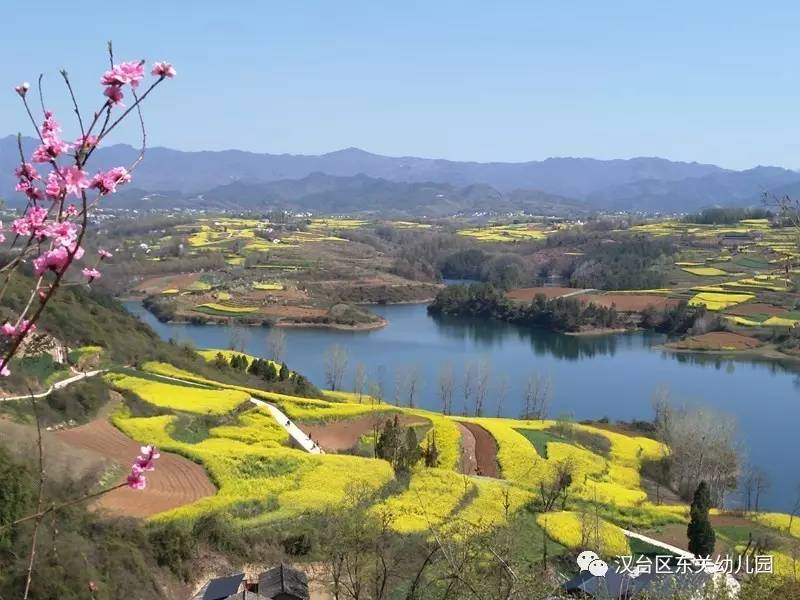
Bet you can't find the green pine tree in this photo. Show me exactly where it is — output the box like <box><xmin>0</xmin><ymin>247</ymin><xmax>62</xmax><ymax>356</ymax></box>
<box><xmin>687</xmin><ymin>481</ymin><xmax>716</xmax><ymax>556</ymax></box>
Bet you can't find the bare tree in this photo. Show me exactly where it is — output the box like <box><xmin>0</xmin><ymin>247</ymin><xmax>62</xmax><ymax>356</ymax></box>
<box><xmin>367</xmin><ymin>382</ymin><xmax>382</xmax><ymax>407</ymax></box>
<box><xmin>405</xmin><ymin>365</ymin><xmax>423</xmax><ymax>408</ymax></box>
<box><xmin>495</xmin><ymin>371</ymin><xmax>509</xmax><ymax>417</ymax></box>
<box><xmin>352</xmin><ymin>362</ymin><xmax>367</xmax><ymax>402</ymax></box>
<box><xmin>789</xmin><ymin>483</ymin><xmax>800</xmax><ymax>535</ymax></box>
<box><xmin>227</xmin><ymin>321</ymin><xmax>246</xmax><ymax>352</ymax></box>
<box><xmin>396</xmin><ymin>365</ymin><xmax>422</xmax><ymax>408</ymax></box>
<box><xmin>474</xmin><ymin>358</ymin><xmax>491</xmax><ymax>417</ymax></box>
<box><xmin>654</xmin><ymin>398</ymin><xmax>740</xmax><ymax>507</ymax></box>
<box><xmin>753</xmin><ymin>467</ymin><xmax>770</xmax><ymax>513</ymax></box>
<box><xmin>374</xmin><ymin>365</ymin><xmax>387</xmax><ymax>402</ymax></box>
<box><xmin>267</xmin><ymin>327</ymin><xmax>286</xmax><ymax>362</ymax></box>
<box><xmin>741</xmin><ymin>465</ymin><xmax>756</xmax><ymax>512</ymax></box>
<box><xmin>651</xmin><ymin>383</ymin><xmax>672</xmax><ymax>439</ymax></box>
<box><xmin>462</xmin><ymin>362</ymin><xmax>476</xmax><ymax>416</ymax></box>
<box><xmin>324</xmin><ymin>344</ymin><xmax>349</xmax><ymax>391</ymax></box>
<box><xmin>438</xmin><ymin>362</ymin><xmax>455</xmax><ymax>415</ymax></box>
<box><xmin>538</xmin><ymin>458</ymin><xmax>575</xmax><ymax>512</ymax></box>
<box><xmin>522</xmin><ymin>372</ymin><xmax>553</xmax><ymax>420</ymax></box>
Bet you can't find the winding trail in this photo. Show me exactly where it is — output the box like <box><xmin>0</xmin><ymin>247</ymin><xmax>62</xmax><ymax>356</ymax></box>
<box><xmin>249</xmin><ymin>397</ymin><xmax>323</xmax><ymax>454</ymax></box>
<box><xmin>0</xmin><ymin>369</ymin><xmax>106</xmax><ymax>401</ymax></box>
<box><xmin>457</xmin><ymin>422</ymin><xmax>478</xmax><ymax>476</ymax></box>
<box><xmin>460</xmin><ymin>422</ymin><xmax>499</xmax><ymax>478</ymax></box>
<box><xmin>620</xmin><ymin>529</ymin><xmax>741</xmax><ymax>596</ymax></box>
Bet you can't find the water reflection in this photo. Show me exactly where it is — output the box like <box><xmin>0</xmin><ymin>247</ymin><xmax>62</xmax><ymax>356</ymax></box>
<box><xmin>431</xmin><ymin>313</ymin><xmax>663</xmax><ymax>360</ymax></box>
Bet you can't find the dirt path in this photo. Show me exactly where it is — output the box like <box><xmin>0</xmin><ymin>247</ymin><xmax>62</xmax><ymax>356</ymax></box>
<box><xmin>250</xmin><ymin>398</ymin><xmax>322</xmax><ymax>454</ymax></box>
<box><xmin>457</xmin><ymin>423</ymin><xmax>478</xmax><ymax>476</ymax></box>
<box><xmin>303</xmin><ymin>413</ymin><xmax>425</xmax><ymax>452</ymax></box>
<box><xmin>460</xmin><ymin>422</ymin><xmax>499</xmax><ymax>478</ymax></box>
<box><xmin>53</xmin><ymin>419</ymin><xmax>216</xmax><ymax>518</ymax></box>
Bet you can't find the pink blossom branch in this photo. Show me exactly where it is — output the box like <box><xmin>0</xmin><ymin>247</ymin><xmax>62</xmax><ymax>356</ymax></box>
<box><xmin>1</xmin><ymin>444</ymin><xmax>159</xmax><ymax>534</ymax></box>
<box><xmin>0</xmin><ymin>48</ymin><xmax>174</xmax><ymax>380</ymax></box>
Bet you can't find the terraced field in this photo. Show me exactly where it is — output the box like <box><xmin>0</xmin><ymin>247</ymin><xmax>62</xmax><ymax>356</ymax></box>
<box><xmin>54</xmin><ymin>419</ymin><xmax>216</xmax><ymax>518</ymax></box>
<box><xmin>86</xmin><ymin>352</ymin><xmax>800</xmax><ymax>573</ymax></box>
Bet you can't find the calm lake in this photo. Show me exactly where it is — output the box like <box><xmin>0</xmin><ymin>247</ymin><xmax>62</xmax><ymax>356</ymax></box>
<box><xmin>124</xmin><ymin>300</ymin><xmax>799</xmax><ymax>512</ymax></box>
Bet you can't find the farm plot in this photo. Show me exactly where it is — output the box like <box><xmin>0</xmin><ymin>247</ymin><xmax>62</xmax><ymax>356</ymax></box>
<box><xmin>53</xmin><ymin>419</ymin><xmax>216</xmax><ymax>517</ymax></box>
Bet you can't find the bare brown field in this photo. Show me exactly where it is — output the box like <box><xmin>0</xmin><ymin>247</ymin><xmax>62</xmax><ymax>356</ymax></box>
<box><xmin>672</xmin><ymin>331</ymin><xmax>762</xmax><ymax>351</ymax></box>
<box><xmin>725</xmin><ymin>302</ymin><xmax>786</xmax><ymax>317</ymax></box>
<box><xmin>303</xmin><ymin>413</ymin><xmax>425</xmax><ymax>452</ymax></box>
<box><xmin>53</xmin><ymin>419</ymin><xmax>216</xmax><ymax>518</ymax></box>
<box><xmin>583</xmin><ymin>294</ymin><xmax>678</xmax><ymax>312</ymax></box>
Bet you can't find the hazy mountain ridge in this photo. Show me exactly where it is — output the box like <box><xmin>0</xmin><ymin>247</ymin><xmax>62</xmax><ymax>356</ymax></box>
<box><xmin>2</xmin><ymin>135</ymin><xmax>799</xmax><ymax>213</ymax></box>
<box><xmin>100</xmin><ymin>172</ymin><xmax>586</xmax><ymax>217</ymax></box>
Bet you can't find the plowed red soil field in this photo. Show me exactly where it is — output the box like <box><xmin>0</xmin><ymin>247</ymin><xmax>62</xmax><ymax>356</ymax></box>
<box><xmin>303</xmin><ymin>413</ymin><xmax>425</xmax><ymax>451</ymax></box>
<box><xmin>583</xmin><ymin>294</ymin><xmax>678</xmax><ymax>312</ymax></box>
<box><xmin>53</xmin><ymin>420</ymin><xmax>216</xmax><ymax>518</ymax></box>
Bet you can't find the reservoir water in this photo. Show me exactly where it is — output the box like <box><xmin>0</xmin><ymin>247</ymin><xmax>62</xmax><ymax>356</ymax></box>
<box><xmin>124</xmin><ymin>300</ymin><xmax>799</xmax><ymax>511</ymax></box>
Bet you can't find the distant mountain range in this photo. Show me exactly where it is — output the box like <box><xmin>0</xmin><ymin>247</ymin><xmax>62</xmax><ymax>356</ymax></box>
<box><xmin>2</xmin><ymin>135</ymin><xmax>799</xmax><ymax>214</ymax></box>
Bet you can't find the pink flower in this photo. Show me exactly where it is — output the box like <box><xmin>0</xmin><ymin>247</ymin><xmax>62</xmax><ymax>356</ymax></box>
<box><xmin>33</xmin><ymin>248</ymin><xmax>67</xmax><ymax>275</ymax></box>
<box><xmin>127</xmin><ymin>464</ymin><xmax>146</xmax><ymax>490</ymax></box>
<box><xmin>11</xmin><ymin>207</ymin><xmax>48</xmax><ymax>238</ymax></box>
<box><xmin>135</xmin><ymin>445</ymin><xmax>160</xmax><ymax>471</ymax></box>
<box><xmin>32</xmin><ymin>115</ymin><xmax>70</xmax><ymax>163</ymax></box>
<box><xmin>98</xmin><ymin>248</ymin><xmax>113</xmax><ymax>259</ymax></box>
<box><xmin>15</xmin><ymin>163</ymin><xmax>40</xmax><ymax>181</ymax></box>
<box><xmin>14</xmin><ymin>82</ymin><xmax>30</xmax><ymax>97</ymax></box>
<box><xmin>127</xmin><ymin>445</ymin><xmax>158</xmax><ymax>490</ymax></box>
<box><xmin>90</xmin><ymin>167</ymin><xmax>130</xmax><ymax>195</ymax></box>
<box><xmin>45</xmin><ymin>171</ymin><xmax>65</xmax><ymax>200</ymax></box>
<box><xmin>1</xmin><ymin>320</ymin><xmax>35</xmax><ymax>338</ymax></box>
<box><xmin>15</xmin><ymin>180</ymin><xmax>32</xmax><ymax>194</ymax></box>
<box><xmin>42</xmin><ymin>112</ymin><xmax>61</xmax><ymax>136</ymax></box>
<box><xmin>65</xmin><ymin>204</ymin><xmax>78</xmax><ymax>217</ymax></box>
<box><xmin>103</xmin><ymin>85</ymin><xmax>124</xmax><ymax>107</ymax></box>
<box><xmin>101</xmin><ymin>61</ymin><xmax>145</xmax><ymax>88</ymax></box>
<box><xmin>151</xmin><ymin>62</ymin><xmax>176</xmax><ymax>78</ymax></box>
<box><xmin>33</xmin><ymin>244</ymin><xmax>84</xmax><ymax>276</ymax></box>
<box><xmin>0</xmin><ymin>363</ymin><xmax>10</xmax><ymax>377</ymax></box>
<box><xmin>32</xmin><ymin>136</ymin><xmax>71</xmax><ymax>163</ymax></box>
<box><xmin>44</xmin><ymin>221</ymin><xmax>79</xmax><ymax>247</ymax></box>
<box><xmin>61</xmin><ymin>166</ymin><xmax>90</xmax><ymax>198</ymax></box>
<box><xmin>81</xmin><ymin>267</ymin><xmax>101</xmax><ymax>281</ymax></box>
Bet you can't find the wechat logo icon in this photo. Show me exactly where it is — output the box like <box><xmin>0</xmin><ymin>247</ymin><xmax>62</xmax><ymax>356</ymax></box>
<box><xmin>577</xmin><ymin>550</ymin><xmax>608</xmax><ymax>577</ymax></box>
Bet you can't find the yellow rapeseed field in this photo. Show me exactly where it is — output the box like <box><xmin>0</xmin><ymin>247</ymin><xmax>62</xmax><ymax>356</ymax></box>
<box><xmin>105</xmin><ymin>373</ymin><xmax>249</xmax><ymax>415</ymax></box>
<box><xmin>536</xmin><ymin>511</ymin><xmax>630</xmax><ymax>557</ymax></box>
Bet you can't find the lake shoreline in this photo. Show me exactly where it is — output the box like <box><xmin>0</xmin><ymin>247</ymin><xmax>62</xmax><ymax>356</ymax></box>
<box><xmin>122</xmin><ymin>297</ymin><xmax>388</xmax><ymax>331</ymax></box>
<box><xmin>657</xmin><ymin>341</ymin><xmax>800</xmax><ymax>366</ymax></box>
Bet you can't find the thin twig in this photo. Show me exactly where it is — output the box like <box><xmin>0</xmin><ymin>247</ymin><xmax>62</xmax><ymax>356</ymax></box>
<box><xmin>22</xmin><ymin>392</ymin><xmax>46</xmax><ymax>600</ymax></box>
<box><xmin>2</xmin><ymin>482</ymin><xmax>128</xmax><ymax>533</ymax></box>
<box><xmin>36</xmin><ymin>74</ymin><xmax>45</xmax><ymax>117</ymax></box>
<box><xmin>60</xmin><ymin>70</ymin><xmax>85</xmax><ymax>138</ymax></box>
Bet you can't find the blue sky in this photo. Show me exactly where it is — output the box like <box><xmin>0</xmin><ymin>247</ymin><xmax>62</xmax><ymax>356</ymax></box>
<box><xmin>3</xmin><ymin>1</ymin><xmax>800</xmax><ymax>169</ymax></box>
